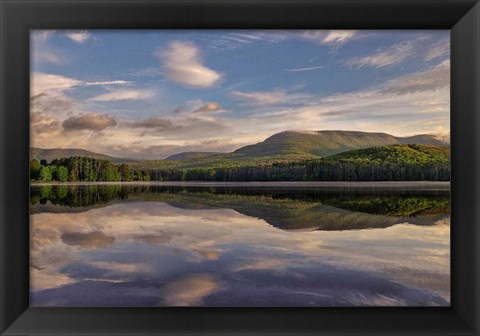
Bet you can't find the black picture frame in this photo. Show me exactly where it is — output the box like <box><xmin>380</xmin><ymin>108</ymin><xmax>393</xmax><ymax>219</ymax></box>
<box><xmin>1</xmin><ymin>0</ymin><xmax>479</xmax><ymax>335</ymax></box>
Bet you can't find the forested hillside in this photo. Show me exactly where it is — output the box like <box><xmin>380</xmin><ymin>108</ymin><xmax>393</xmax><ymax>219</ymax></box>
<box><xmin>146</xmin><ymin>144</ymin><xmax>450</xmax><ymax>182</ymax></box>
<box><xmin>30</xmin><ymin>131</ymin><xmax>450</xmax><ymax>182</ymax></box>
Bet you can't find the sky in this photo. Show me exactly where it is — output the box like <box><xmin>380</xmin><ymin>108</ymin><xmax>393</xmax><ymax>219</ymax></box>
<box><xmin>30</xmin><ymin>30</ymin><xmax>450</xmax><ymax>160</ymax></box>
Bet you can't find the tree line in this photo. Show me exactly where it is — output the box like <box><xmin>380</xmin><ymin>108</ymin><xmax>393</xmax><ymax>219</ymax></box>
<box><xmin>147</xmin><ymin>145</ymin><xmax>450</xmax><ymax>182</ymax></box>
<box><xmin>30</xmin><ymin>147</ymin><xmax>450</xmax><ymax>183</ymax></box>
<box><xmin>30</xmin><ymin>156</ymin><xmax>151</xmax><ymax>182</ymax></box>
<box><xmin>148</xmin><ymin>159</ymin><xmax>450</xmax><ymax>182</ymax></box>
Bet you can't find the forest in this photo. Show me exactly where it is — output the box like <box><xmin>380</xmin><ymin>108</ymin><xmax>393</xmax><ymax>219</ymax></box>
<box><xmin>30</xmin><ymin>156</ymin><xmax>151</xmax><ymax>182</ymax></box>
<box><xmin>142</xmin><ymin>144</ymin><xmax>450</xmax><ymax>182</ymax></box>
<box><xmin>30</xmin><ymin>144</ymin><xmax>450</xmax><ymax>182</ymax></box>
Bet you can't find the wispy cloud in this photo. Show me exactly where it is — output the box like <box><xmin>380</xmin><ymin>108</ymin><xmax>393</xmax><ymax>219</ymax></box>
<box><xmin>285</xmin><ymin>66</ymin><xmax>325</xmax><ymax>72</ymax></box>
<box><xmin>192</xmin><ymin>102</ymin><xmax>223</xmax><ymax>114</ymax></box>
<box><xmin>344</xmin><ymin>41</ymin><xmax>415</xmax><ymax>69</ymax></box>
<box><xmin>31</xmin><ymin>31</ymin><xmax>65</xmax><ymax>64</ymax></box>
<box><xmin>382</xmin><ymin>60</ymin><xmax>450</xmax><ymax>95</ymax></box>
<box><xmin>32</xmin><ymin>30</ymin><xmax>57</xmax><ymax>42</ymax></box>
<box><xmin>207</xmin><ymin>32</ymin><xmax>286</xmax><ymax>51</ymax></box>
<box><xmin>231</xmin><ymin>90</ymin><xmax>288</xmax><ymax>106</ymax></box>
<box><xmin>231</xmin><ymin>89</ymin><xmax>310</xmax><ymax>106</ymax></box>
<box><xmin>248</xmin><ymin>59</ymin><xmax>450</xmax><ymax>138</ymax></box>
<box><xmin>424</xmin><ymin>39</ymin><xmax>449</xmax><ymax>62</ymax></box>
<box><xmin>34</xmin><ymin>50</ymin><xmax>65</xmax><ymax>65</ymax></box>
<box><xmin>88</xmin><ymin>89</ymin><xmax>156</xmax><ymax>102</ymax></box>
<box><xmin>65</xmin><ymin>30</ymin><xmax>91</xmax><ymax>43</ymax></box>
<box><xmin>157</xmin><ymin>41</ymin><xmax>222</xmax><ymax>88</ymax></box>
<box><xmin>85</xmin><ymin>80</ymin><xmax>133</xmax><ymax>86</ymax></box>
<box><xmin>31</xmin><ymin>73</ymin><xmax>133</xmax><ymax>96</ymax></box>
<box><xmin>301</xmin><ymin>30</ymin><xmax>357</xmax><ymax>46</ymax></box>
<box><xmin>173</xmin><ymin>100</ymin><xmax>225</xmax><ymax>117</ymax></box>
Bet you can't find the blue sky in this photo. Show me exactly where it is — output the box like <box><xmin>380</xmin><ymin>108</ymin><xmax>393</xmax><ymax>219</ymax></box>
<box><xmin>31</xmin><ymin>30</ymin><xmax>450</xmax><ymax>159</ymax></box>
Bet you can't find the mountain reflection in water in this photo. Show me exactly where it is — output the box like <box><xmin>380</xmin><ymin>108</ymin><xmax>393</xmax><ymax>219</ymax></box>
<box><xmin>30</xmin><ymin>184</ymin><xmax>450</xmax><ymax>307</ymax></box>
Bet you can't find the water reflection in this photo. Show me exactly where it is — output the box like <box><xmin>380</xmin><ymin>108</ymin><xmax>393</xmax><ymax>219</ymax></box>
<box><xmin>30</xmin><ymin>184</ymin><xmax>450</xmax><ymax>307</ymax></box>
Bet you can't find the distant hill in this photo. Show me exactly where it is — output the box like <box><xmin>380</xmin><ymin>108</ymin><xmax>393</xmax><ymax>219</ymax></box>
<box><xmin>165</xmin><ymin>152</ymin><xmax>221</xmax><ymax>160</ymax></box>
<box><xmin>132</xmin><ymin>130</ymin><xmax>450</xmax><ymax>171</ymax></box>
<box><xmin>327</xmin><ymin>143</ymin><xmax>450</xmax><ymax>164</ymax></box>
<box><xmin>266</xmin><ymin>144</ymin><xmax>451</xmax><ymax>182</ymax></box>
<box><xmin>30</xmin><ymin>147</ymin><xmax>136</xmax><ymax>163</ymax></box>
<box><xmin>131</xmin><ymin>143</ymin><xmax>450</xmax><ymax>182</ymax></box>
<box><xmin>232</xmin><ymin>130</ymin><xmax>448</xmax><ymax>159</ymax></box>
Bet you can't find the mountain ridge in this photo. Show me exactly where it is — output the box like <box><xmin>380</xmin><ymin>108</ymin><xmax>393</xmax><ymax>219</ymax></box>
<box><xmin>165</xmin><ymin>152</ymin><xmax>222</xmax><ymax>160</ymax></box>
<box><xmin>231</xmin><ymin>130</ymin><xmax>447</xmax><ymax>159</ymax></box>
<box><xmin>162</xmin><ymin>130</ymin><xmax>448</xmax><ymax>162</ymax></box>
<box><xmin>30</xmin><ymin>147</ymin><xmax>137</xmax><ymax>163</ymax></box>
<box><xmin>32</xmin><ymin>130</ymin><xmax>449</xmax><ymax>165</ymax></box>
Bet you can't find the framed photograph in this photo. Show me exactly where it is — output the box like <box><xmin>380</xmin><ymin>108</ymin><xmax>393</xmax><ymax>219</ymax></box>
<box><xmin>1</xmin><ymin>0</ymin><xmax>479</xmax><ymax>335</ymax></box>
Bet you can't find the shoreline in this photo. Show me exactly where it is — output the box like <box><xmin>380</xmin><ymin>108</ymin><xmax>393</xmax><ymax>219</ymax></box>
<box><xmin>30</xmin><ymin>181</ymin><xmax>451</xmax><ymax>189</ymax></box>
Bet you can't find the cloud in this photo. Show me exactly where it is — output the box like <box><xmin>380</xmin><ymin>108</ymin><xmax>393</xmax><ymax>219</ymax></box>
<box><xmin>30</xmin><ymin>73</ymin><xmax>131</xmax><ymax>145</ymax></box>
<box><xmin>231</xmin><ymin>89</ymin><xmax>288</xmax><ymax>106</ymax></box>
<box><xmin>192</xmin><ymin>102</ymin><xmax>222</xmax><ymax>114</ymax></box>
<box><xmin>233</xmin><ymin>258</ymin><xmax>288</xmax><ymax>272</ymax></box>
<box><xmin>382</xmin><ymin>60</ymin><xmax>450</xmax><ymax>95</ymax></box>
<box><xmin>30</xmin><ymin>93</ymin><xmax>72</xmax><ymax>137</ymax></box>
<box><xmin>85</xmin><ymin>80</ymin><xmax>133</xmax><ymax>86</ymax></box>
<box><xmin>231</xmin><ymin>89</ymin><xmax>310</xmax><ymax>106</ymax></box>
<box><xmin>31</xmin><ymin>73</ymin><xmax>81</xmax><ymax>96</ymax></box>
<box><xmin>105</xmin><ymin>136</ymin><xmax>239</xmax><ymax>160</ymax></box>
<box><xmin>322</xmin><ymin>31</ymin><xmax>357</xmax><ymax>44</ymax></box>
<box><xmin>88</xmin><ymin>89</ymin><xmax>155</xmax><ymax>102</ymax></box>
<box><xmin>31</xmin><ymin>31</ymin><xmax>65</xmax><ymax>64</ymax></box>
<box><xmin>34</xmin><ymin>50</ymin><xmax>65</xmax><ymax>65</ymax></box>
<box><xmin>62</xmin><ymin>113</ymin><xmax>117</xmax><ymax>131</ymax></box>
<box><xmin>127</xmin><ymin>117</ymin><xmax>178</xmax><ymax>130</ymax></box>
<box><xmin>424</xmin><ymin>39</ymin><xmax>450</xmax><ymax>62</ymax></box>
<box><xmin>31</xmin><ymin>93</ymin><xmax>74</xmax><ymax>116</ymax></box>
<box><xmin>344</xmin><ymin>41</ymin><xmax>415</xmax><ymax>69</ymax></box>
<box><xmin>65</xmin><ymin>30</ymin><xmax>91</xmax><ymax>43</ymax></box>
<box><xmin>157</xmin><ymin>41</ymin><xmax>221</xmax><ymax>88</ymax></box>
<box><xmin>32</xmin><ymin>30</ymin><xmax>57</xmax><ymax>41</ymax></box>
<box><xmin>133</xmin><ymin>232</ymin><xmax>180</xmax><ymax>245</ymax></box>
<box><xmin>206</xmin><ymin>32</ymin><xmax>292</xmax><ymax>51</ymax></box>
<box><xmin>31</xmin><ymin>110</ymin><xmax>61</xmax><ymax>136</ymax></box>
<box><xmin>248</xmin><ymin>59</ymin><xmax>450</xmax><ymax>137</ymax></box>
<box><xmin>301</xmin><ymin>30</ymin><xmax>357</xmax><ymax>46</ymax></box>
<box><xmin>285</xmin><ymin>66</ymin><xmax>325</xmax><ymax>72</ymax></box>
<box><xmin>61</xmin><ymin>231</ymin><xmax>115</xmax><ymax>248</ymax></box>
<box><xmin>162</xmin><ymin>274</ymin><xmax>219</xmax><ymax>306</ymax></box>
<box><xmin>173</xmin><ymin>100</ymin><xmax>224</xmax><ymax>116</ymax></box>
<box><xmin>31</xmin><ymin>72</ymin><xmax>133</xmax><ymax>97</ymax></box>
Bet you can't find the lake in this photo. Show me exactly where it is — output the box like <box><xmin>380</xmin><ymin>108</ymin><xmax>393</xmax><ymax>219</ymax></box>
<box><xmin>29</xmin><ymin>183</ymin><xmax>450</xmax><ymax>307</ymax></box>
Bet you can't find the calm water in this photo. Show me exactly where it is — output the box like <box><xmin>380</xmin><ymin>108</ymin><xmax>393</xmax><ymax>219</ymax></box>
<box><xmin>30</xmin><ymin>184</ymin><xmax>450</xmax><ymax>307</ymax></box>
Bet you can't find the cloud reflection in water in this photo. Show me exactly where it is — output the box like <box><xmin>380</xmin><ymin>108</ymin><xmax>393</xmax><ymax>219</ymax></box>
<box><xmin>30</xmin><ymin>187</ymin><xmax>450</xmax><ymax>306</ymax></box>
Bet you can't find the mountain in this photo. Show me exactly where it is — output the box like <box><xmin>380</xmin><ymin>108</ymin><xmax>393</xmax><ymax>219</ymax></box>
<box><xmin>232</xmin><ymin>130</ymin><xmax>448</xmax><ymax>159</ymax></box>
<box><xmin>165</xmin><ymin>152</ymin><xmax>221</xmax><ymax>160</ymax></box>
<box><xmin>30</xmin><ymin>147</ymin><xmax>136</xmax><ymax>163</ymax></box>
<box><xmin>132</xmin><ymin>130</ymin><xmax>450</xmax><ymax>171</ymax></box>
